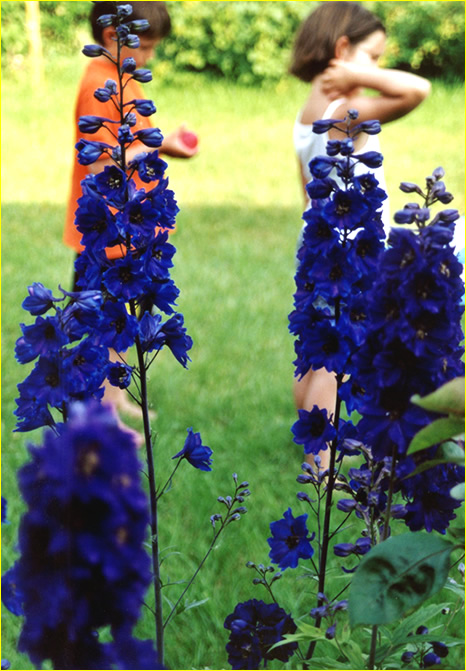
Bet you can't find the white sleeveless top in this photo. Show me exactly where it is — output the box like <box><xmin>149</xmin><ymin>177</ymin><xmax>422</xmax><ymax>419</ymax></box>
<box><xmin>293</xmin><ymin>98</ymin><xmax>390</xmax><ymax>233</ymax></box>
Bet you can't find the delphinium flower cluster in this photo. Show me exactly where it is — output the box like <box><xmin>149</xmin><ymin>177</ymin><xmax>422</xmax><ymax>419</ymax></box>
<box><xmin>4</xmin><ymin>5</ymin><xmax>250</xmax><ymax>669</ymax></box>
<box><xmin>5</xmin><ymin>403</ymin><xmax>161</xmax><ymax>669</ymax></box>
<box><xmin>348</xmin><ymin>168</ymin><xmax>464</xmax><ymax>534</ymax></box>
<box><xmin>225</xmin><ymin>111</ymin><xmax>464</xmax><ymax>668</ymax></box>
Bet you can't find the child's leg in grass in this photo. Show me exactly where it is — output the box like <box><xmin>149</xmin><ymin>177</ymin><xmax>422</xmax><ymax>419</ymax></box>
<box><xmin>294</xmin><ymin>368</ymin><xmax>336</xmax><ymax>470</ymax></box>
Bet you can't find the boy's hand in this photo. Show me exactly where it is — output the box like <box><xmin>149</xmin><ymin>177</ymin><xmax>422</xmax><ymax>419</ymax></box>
<box><xmin>321</xmin><ymin>59</ymin><xmax>359</xmax><ymax>99</ymax></box>
<box><xmin>160</xmin><ymin>124</ymin><xmax>199</xmax><ymax>158</ymax></box>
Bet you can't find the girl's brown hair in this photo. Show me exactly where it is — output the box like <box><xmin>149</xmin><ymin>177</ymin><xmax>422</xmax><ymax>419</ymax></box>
<box><xmin>290</xmin><ymin>2</ymin><xmax>385</xmax><ymax>82</ymax></box>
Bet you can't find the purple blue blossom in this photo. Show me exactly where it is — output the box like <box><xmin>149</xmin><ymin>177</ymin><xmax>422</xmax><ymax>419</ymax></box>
<box><xmin>224</xmin><ymin>599</ymin><xmax>297</xmax><ymax>669</ymax></box>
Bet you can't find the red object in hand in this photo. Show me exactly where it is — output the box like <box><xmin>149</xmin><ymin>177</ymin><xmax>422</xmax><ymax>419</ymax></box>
<box><xmin>180</xmin><ymin>130</ymin><xmax>198</xmax><ymax>149</ymax></box>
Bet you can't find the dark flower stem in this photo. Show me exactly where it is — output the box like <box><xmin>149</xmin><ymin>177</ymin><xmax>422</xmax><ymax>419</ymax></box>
<box><xmin>367</xmin><ymin>448</ymin><xmax>397</xmax><ymax>670</ymax></box>
<box><xmin>163</xmin><ymin>504</ymin><xmax>233</xmax><ymax>629</ymax></box>
<box><xmin>305</xmin><ymin>372</ymin><xmax>344</xmax><ymax>662</ymax></box>
<box><xmin>129</xmin><ymin>297</ymin><xmax>164</xmax><ymax>665</ymax></box>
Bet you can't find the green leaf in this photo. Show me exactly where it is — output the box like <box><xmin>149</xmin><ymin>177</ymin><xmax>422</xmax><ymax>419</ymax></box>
<box><xmin>450</xmin><ymin>482</ymin><xmax>465</xmax><ymax>500</ymax></box>
<box><xmin>348</xmin><ymin>533</ymin><xmax>454</xmax><ymax>627</ymax></box>
<box><xmin>411</xmin><ymin>377</ymin><xmax>465</xmax><ymax>415</ymax></box>
<box><xmin>407</xmin><ymin>416</ymin><xmax>464</xmax><ymax>455</ymax></box>
<box><xmin>268</xmin><ymin>623</ymin><xmax>328</xmax><ymax>650</ymax></box>
<box><xmin>338</xmin><ymin>638</ymin><xmax>366</xmax><ymax>668</ymax></box>
<box><xmin>300</xmin><ymin>658</ymin><xmax>352</xmax><ymax>670</ymax></box>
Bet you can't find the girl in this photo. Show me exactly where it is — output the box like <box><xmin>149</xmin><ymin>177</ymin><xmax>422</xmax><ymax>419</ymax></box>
<box><xmin>289</xmin><ymin>2</ymin><xmax>431</xmax><ymax>465</ymax></box>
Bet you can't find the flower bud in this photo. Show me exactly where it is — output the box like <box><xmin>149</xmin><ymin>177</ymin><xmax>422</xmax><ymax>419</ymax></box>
<box><xmin>297</xmin><ymin>492</ymin><xmax>312</xmax><ymax>503</ymax></box>
<box><xmin>82</xmin><ymin>44</ymin><xmax>107</xmax><ymax>58</ymax></box>
<box><xmin>78</xmin><ymin>115</ymin><xmax>107</xmax><ymax>133</ymax></box>
<box><xmin>431</xmin><ymin>642</ymin><xmax>448</xmax><ymax>658</ymax></box>
<box><xmin>132</xmin><ymin>68</ymin><xmax>153</xmax><ymax>83</ymax></box>
<box><xmin>125</xmin><ymin>34</ymin><xmax>140</xmax><ymax>49</ymax></box>
<box><xmin>312</xmin><ymin>119</ymin><xmax>335</xmax><ymax>134</ymax></box>
<box><xmin>125</xmin><ymin>112</ymin><xmax>137</xmax><ymax>127</ymax></box>
<box><xmin>96</xmin><ymin>14</ymin><xmax>115</xmax><ymax>27</ymax></box>
<box><xmin>134</xmin><ymin>128</ymin><xmax>164</xmax><ymax>148</ymax></box>
<box><xmin>354</xmin><ymin>119</ymin><xmax>381</xmax><ymax>135</ymax></box>
<box><xmin>423</xmin><ymin>652</ymin><xmax>441</xmax><ymax>667</ymax></box>
<box><xmin>117</xmin><ymin>3</ymin><xmax>133</xmax><ymax>17</ymax></box>
<box><xmin>245</xmin><ymin>561</ymin><xmax>256</xmax><ymax>569</ymax></box>
<box><xmin>325</xmin><ymin>623</ymin><xmax>336</xmax><ymax>639</ymax></box>
<box><xmin>401</xmin><ymin>651</ymin><xmax>415</xmax><ymax>663</ymax></box>
<box><xmin>297</xmin><ymin>474</ymin><xmax>313</xmax><ymax>484</ymax></box>
<box><xmin>432</xmin><ymin>166</ymin><xmax>445</xmax><ymax>180</ymax></box>
<box><xmin>347</xmin><ymin>109</ymin><xmax>359</xmax><ymax>119</ymax></box>
<box><xmin>326</xmin><ymin>140</ymin><xmax>341</xmax><ymax>156</ymax></box>
<box><xmin>130</xmin><ymin>19</ymin><xmax>151</xmax><ymax>32</ymax></box>
<box><xmin>336</xmin><ymin>498</ymin><xmax>357</xmax><ymax>513</ymax></box>
<box><xmin>355</xmin><ymin>151</ymin><xmax>384</xmax><ymax>169</ymax></box>
<box><xmin>416</xmin><ymin>625</ymin><xmax>429</xmax><ymax>636</ymax></box>
<box><xmin>400</xmin><ymin>181</ymin><xmax>423</xmax><ymax>194</ymax></box>
<box><xmin>122</xmin><ymin>57</ymin><xmax>137</xmax><ymax>73</ymax></box>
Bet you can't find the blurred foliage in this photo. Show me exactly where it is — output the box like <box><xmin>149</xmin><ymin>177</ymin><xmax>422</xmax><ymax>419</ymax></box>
<box><xmin>1</xmin><ymin>1</ymin><xmax>464</xmax><ymax>83</ymax></box>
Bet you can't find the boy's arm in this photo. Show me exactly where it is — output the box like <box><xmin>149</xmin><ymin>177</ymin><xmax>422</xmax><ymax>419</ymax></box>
<box><xmin>87</xmin><ymin>124</ymin><xmax>198</xmax><ymax>173</ymax></box>
<box><xmin>321</xmin><ymin>60</ymin><xmax>431</xmax><ymax>125</ymax></box>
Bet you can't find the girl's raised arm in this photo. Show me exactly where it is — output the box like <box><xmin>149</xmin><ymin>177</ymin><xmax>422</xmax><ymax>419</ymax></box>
<box><xmin>322</xmin><ymin>59</ymin><xmax>431</xmax><ymax>125</ymax></box>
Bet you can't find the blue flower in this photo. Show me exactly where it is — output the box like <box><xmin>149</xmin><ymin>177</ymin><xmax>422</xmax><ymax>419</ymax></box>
<box><xmin>118</xmin><ymin>197</ymin><xmax>162</xmax><ymax>241</ymax></box>
<box><xmin>75</xmin><ymin>139</ymin><xmax>113</xmax><ymax>165</ymax></box>
<box><xmin>172</xmin><ymin>428</ymin><xmax>213</xmax><ymax>471</ymax></box>
<box><xmin>291</xmin><ymin>406</ymin><xmax>336</xmax><ymax>454</ymax></box>
<box><xmin>108</xmin><ymin>361</ymin><xmax>133</xmax><ymax>389</ymax></box>
<box><xmin>1</xmin><ymin>562</ymin><xmax>24</xmax><ymax>616</ymax></box>
<box><xmin>1</xmin><ymin>497</ymin><xmax>7</xmax><ymax>524</ymax></box>
<box><xmin>268</xmin><ymin>508</ymin><xmax>314</xmax><ymax>570</ymax></box>
<box><xmin>103</xmin><ymin>255</ymin><xmax>149</xmax><ymax>301</ymax></box>
<box><xmin>224</xmin><ymin>599</ymin><xmax>297</xmax><ymax>669</ymax></box>
<box><xmin>20</xmin><ymin>353</ymin><xmax>67</xmax><ymax>408</ymax></box>
<box><xmin>15</xmin><ymin>402</ymin><xmax>152</xmax><ymax>669</ymax></box>
<box><xmin>63</xmin><ymin>340</ymin><xmax>109</xmax><ymax>397</ymax></box>
<box><xmin>22</xmin><ymin>283</ymin><xmax>61</xmax><ymax>316</ymax></box>
<box><xmin>130</xmin><ymin>151</ymin><xmax>168</xmax><ymax>184</ymax></box>
<box><xmin>14</xmin><ymin>382</ymin><xmax>55</xmax><ymax>433</ymax></box>
<box><xmin>94</xmin><ymin>165</ymin><xmax>128</xmax><ymax>206</ymax></box>
<box><xmin>15</xmin><ymin>315</ymin><xmax>68</xmax><ymax>364</ymax></box>
<box><xmin>158</xmin><ymin>313</ymin><xmax>193</xmax><ymax>367</ymax></box>
<box><xmin>142</xmin><ymin>232</ymin><xmax>176</xmax><ymax>280</ymax></box>
<box><xmin>96</xmin><ymin>301</ymin><xmax>139</xmax><ymax>352</ymax></box>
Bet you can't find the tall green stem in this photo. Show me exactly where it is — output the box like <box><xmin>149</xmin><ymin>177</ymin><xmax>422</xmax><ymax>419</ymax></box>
<box><xmin>305</xmin><ymin>373</ymin><xmax>343</xmax><ymax>662</ymax></box>
<box><xmin>367</xmin><ymin>448</ymin><xmax>397</xmax><ymax>670</ymax></box>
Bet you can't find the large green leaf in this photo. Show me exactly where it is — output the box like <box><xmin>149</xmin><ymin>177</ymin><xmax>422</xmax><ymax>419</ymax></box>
<box><xmin>411</xmin><ymin>377</ymin><xmax>465</xmax><ymax>415</ymax></box>
<box><xmin>348</xmin><ymin>533</ymin><xmax>454</xmax><ymax>627</ymax></box>
<box><xmin>407</xmin><ymin>417</ymin><xmax>465</xmax><ymax>455</ymax></box>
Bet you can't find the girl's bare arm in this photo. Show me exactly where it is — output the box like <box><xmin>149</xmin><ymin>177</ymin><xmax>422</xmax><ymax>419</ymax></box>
<box><xmin>321</xmin><ymin>59</ymin><xmax>431</xmax><ymax>125</ymax></box>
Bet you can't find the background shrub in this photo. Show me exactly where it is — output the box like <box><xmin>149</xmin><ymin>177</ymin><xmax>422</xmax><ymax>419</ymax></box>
<box><xmin>1</xmin><ymin>1</ymin><xmax>464</xmax><ymax>83</ymax></box>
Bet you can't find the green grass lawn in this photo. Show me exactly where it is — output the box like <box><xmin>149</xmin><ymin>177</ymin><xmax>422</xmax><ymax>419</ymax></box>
<box><xmin>1</xmin><ymin>57</ymin><xmax>464</xmax><ymax>670</ymax></box>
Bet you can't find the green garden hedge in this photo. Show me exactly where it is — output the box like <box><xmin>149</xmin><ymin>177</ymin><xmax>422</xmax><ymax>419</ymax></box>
<box><xmin>1</xmin><ymin>1</ymin><xmax>464</xmax><ymax>83</ymax></box>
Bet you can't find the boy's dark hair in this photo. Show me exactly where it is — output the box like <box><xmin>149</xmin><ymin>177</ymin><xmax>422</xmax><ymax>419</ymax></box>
<box><xmin>290</xmin><ymin>1</ymin><xmax>385</xmax><ymax>82</ymax></box>
<box><xmin>90</xmin><ymin>2</ymin><xmax>171</xmax><ymax>44</ymax></box>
